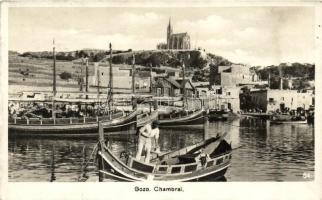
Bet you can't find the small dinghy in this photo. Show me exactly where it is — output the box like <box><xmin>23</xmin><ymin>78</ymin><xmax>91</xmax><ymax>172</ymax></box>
<box><xmin>96</xmin><ymin>122</ymin><xmax>232</xmax><ymax>181</ymax></box>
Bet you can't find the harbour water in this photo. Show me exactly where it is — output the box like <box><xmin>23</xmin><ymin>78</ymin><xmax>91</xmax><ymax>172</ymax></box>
<box><xmin>8</xmin><ymin>117</ymin><xmax>314</xmax><ymax>182</ymax></box>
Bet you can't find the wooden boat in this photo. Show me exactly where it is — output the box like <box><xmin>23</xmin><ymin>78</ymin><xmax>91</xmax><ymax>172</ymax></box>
<box><xmin>240</xmin><ymin>112</ymin><xmax>272</xmax><ymax>120</ymax></box>
<box><xmin>270</xmin><ymin>113</ymin><xmax>307</xmax><ymax>124</ymax></box>
<box><xmin>208</xmin><ymin>109</ymin><xmax>229</xmax><ymax>121</ymax></box>
<box><xmin>8</xmin><ymin>110</ymin><xmax>137</xmax><ymax>137</ymax></box>
<box><xmin>136</xmin><ymin>110</ymin><xmax>159</xmax><ymax>128</ymax></box>
<box><xmin>158</xmin><ymin>109</ymin><xmax>205</xmax><ymax>128</ymax></box>
<box><xmin>9</xmin><ymin>43</ymin><xmax>140</xmax><ymax>137</ymax></box>
<box><xmin>270</xmin><ymin>119</ymin><xmax>308</xmax><ymax>124</ymax></box>
<box><xmin>97</xmin><ymin>122</ymin><xmax>232</xmax><ymax>181</ymax></box>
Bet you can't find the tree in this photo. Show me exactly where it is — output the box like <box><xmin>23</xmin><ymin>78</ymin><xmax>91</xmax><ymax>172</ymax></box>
<box><xmin>59</xmin><ymin>71</ymin><xmax>72</xmax><ymax>80</ymax></box>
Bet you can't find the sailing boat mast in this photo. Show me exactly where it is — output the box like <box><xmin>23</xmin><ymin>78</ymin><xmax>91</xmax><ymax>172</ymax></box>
<box><xmin>150</xmin><ymin>64</ymin><xmax>153</xmax><ymax>93</ymax></box>
<box><xmin>182</xmin><ymin>58</ymin><xmax>186</xmax><ymax>108</ymax></box>
<box><xmin>52</xmin><ymin>39</ymin><xmax>56</xmax><ymax>119</ymax></box>
<box><xmin>108</xmin><ymin>43</ymin><xmax>113</xmax><ymax>111</ymax></box>
<box><xmin>97</xmin><ymin>64</ymin><xmax>100</xmax><ymax>103</ymax></box>
<box><xmin>181</xmin><ymin>54</ymin><xmax>190</xmax><ymax>109</ymax></box>
<box><xmin>85</xmin><ymin>58</ymin><xmax>89</xmax><ymax>99</ymax></box>
<box><xmin>132</xmin><ymin>54</ymin><xmax>136</xmax><ymax>94</ymax></box>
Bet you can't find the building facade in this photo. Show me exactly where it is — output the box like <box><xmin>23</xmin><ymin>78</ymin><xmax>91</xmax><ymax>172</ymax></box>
<box><xmin>89</xmin><ymin>63</ymin><xmax>132</xmax><ymax>90</ymax></box>
<box><xmin>210</xmin><ymin>64</ymin><xmax>266</xmax><ymax>87</ymax></box>
<box><xmin>157</xmin><ymin>18</ymin><xmax>191</xmax><ymax>50</ymax></box>
<box><xmin>153</xmin><ymin>77</ymin><xmax>195</xmax><ymax>97</ymax></box>
<box><xmin>245</xmin><ymin>89</ymin><xmax>314</xmax><ymax>112</ymax></box>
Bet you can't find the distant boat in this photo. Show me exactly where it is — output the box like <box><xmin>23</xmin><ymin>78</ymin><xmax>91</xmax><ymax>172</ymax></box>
<box><xmin>96</xmin><ymin>123</ymin><xmax>232</xmax><ymax>181</ymax></box>
<box><xmin>207</xmin><ymin>109</ymin><xmax>229</xmax><ymax>121</ymax></box>
<box><xmin>270</xmin><ymin>119</ymin><xmax>307</xmax><ymax>124</ymax></box>
<box><xmin>240</xmin><ymin>112</ymin><xmax>272</xmax><ymax>120</ymax></box>
<box><xmin>158</xmin><ymin>109</ymin><xmax>205</xmax><ymax>128</ymax></box>
<box><xmin>270</xmin><ymin>113</ymin><xmax>307</xmax><ymax>124</ymax></box>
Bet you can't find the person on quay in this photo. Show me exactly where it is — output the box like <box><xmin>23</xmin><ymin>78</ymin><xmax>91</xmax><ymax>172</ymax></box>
<box><xmin>135</xmin><ymin>120</ymin><xmax>160</xmax><ymax>163</ymax></box>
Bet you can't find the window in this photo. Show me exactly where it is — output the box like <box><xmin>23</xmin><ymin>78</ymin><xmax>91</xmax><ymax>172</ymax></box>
<box><xmin>281</xmin><ymin>97</ymin><xmax>284</xmax><ymax>101</ymax></box>
<box><xmin>227</xmin><ymin>92</ymin><xmax>231</xmax><ymax>96</ymax></box>
<box><xmin>269</xmin><ymin>98</ymin><xmax>274</xmax><ymax>102</ymax></box>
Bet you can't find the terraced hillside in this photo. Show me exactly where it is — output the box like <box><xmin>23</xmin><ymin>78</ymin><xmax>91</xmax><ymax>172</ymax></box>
<box><xmin>9</xmin><ymin>54</ymin><xmax>83</xmax><ymax>93</ymax></box>
<box><xmin>9</xmin><ymin>49</ymin><xmax>232</xmax><ymax>95</ymax></box>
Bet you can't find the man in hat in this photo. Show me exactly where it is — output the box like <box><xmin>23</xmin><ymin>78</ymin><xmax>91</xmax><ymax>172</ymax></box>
<box><xmin>135</xmin><ymin>120</ymin><xmax>160</xmax><ymax>163</ymax></box>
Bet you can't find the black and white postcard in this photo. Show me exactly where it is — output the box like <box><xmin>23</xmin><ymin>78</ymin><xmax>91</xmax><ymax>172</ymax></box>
<box><xmin>0</xmin><ymin>1</ymin><xmax>321</xmax><ymax>200</ymax></box>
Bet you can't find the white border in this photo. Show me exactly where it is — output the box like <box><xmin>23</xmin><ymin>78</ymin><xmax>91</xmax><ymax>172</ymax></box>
<box><xmin>1</xmin><ymin>1</ymin><xmax>321</xmax><ymax>200</ymax></box>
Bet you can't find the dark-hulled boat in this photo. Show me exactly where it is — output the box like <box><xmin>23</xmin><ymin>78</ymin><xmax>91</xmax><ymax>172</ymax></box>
<box><xmin>240</xmin><ymin>112</ymin><xmax>272</xmax><ymax>120</ymax></box>
<box><xmin>208</xmin><ymin>109</ymin><xmax>229</xmax><ymax>121</ymax></box>
<box><xmin>270</xmin><ymin>113</ymin><xmax>307</xmax><ymax>124</ymax></box>
<box><xmin>9</xmin><ymin>110</ymin><xmax>138</xmax><ymax>137</ymax></box>
<box><xmin>158</xmin><ymin>109</ymin><xmax>205</xmax><ymax>128</ymax></box>
<box><xmin>97</xmin><ymin>122</ymin><xmax>232</xmax><ymax>181</ymax></box>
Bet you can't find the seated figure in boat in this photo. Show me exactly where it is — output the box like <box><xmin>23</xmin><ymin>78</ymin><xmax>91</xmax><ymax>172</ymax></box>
<box><xmin>135</xmin><ymin>121</ymin><xmax>160</xmax><ymax>163</ymax></box>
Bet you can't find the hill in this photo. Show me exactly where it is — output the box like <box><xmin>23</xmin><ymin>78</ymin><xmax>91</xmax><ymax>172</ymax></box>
<box><xmin>17</xmin><ymin>49</ymin><xmax>232</xmax><ymax>82</ymax></box>
<box><xmin>254</xmin><ymin>63</ymin><xmax>315</xmax><ymax>90</ymax></box>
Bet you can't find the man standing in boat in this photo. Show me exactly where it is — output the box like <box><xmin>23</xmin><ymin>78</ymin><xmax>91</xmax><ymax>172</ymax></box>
<box><xmin>135</xmin><ymin>121</ymin><xmax>160</xmax><ymax>163</ymax></box>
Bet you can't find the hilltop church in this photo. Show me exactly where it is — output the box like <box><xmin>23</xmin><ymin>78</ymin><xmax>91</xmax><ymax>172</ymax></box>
<box><xmin>157</xmin><ymin>18</ymin><xmax>191</xmax><ymax>50</ymax></box>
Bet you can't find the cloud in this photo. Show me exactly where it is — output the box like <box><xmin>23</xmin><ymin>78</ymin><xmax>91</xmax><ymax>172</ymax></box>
<box><xmin>234</xmin><ymin>27</ymin><xmax>258</xmax><ymax>40</ymax></box>
<box><xmin>9</xmin><ymin>7</ymin><xmax>315</xmax><ymax>66</ymax></box>
<box><xmin>177</xmin><ymin>15</ymin><xmax>232</xmax><ymax>38</ymax></box>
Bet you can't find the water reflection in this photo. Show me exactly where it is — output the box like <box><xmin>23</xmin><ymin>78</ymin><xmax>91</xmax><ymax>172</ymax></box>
<box><xmin>50</xmin><ymin>145</ymin><xmax>56</xmax><ymax>182</ymax></box>
<box><xmin>8</xmin><ymin>117</ymin><xmax>314</xmax><ymax>182</ymax></box>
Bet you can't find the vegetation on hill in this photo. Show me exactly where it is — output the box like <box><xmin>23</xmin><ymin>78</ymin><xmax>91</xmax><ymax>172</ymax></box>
<box><xmin>59</xmin><ymin>71</ymin><xmax>72</xmax><ymax>80</ymax></box>
<box><xmin>254</xmin><ymin>63</ymin><xmax>315</xmax><ymax>90</ymax></box>
<box><xmin>110</xmin><ymin>50</ymin><xmax>230</xmax><ymax>69</ymax></box>
<box><xmin>17</xmin><ymin>49</ymin><xmax>232</xmax><ymax>83</ymax></box>
<box><xmin>9</xmin><ymin>49</ymin><xmax>314</xmax><ymax>93</ymax></box>
<box><xmin>19</xmin><ymin>49</ymin><xmax>133</xmax><ymax>62</ymax></box>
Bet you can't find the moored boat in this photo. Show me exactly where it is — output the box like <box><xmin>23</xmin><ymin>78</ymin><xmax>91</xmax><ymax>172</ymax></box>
<box><xmin>270</xmin><ymin>119</ymin><xmax>308</xmax><ymax>124</ymax></box>
<box><xmin>96</xmin><ymin>122</ymin><xmax>232</xmax><ymax>181</ymax></box>
<box><xmin>8</xmin><ymin>43</ymin><xmax>140</xmax><ymax>137</ymax></box>
<box><xmin>270</xmin><ymin>113</ymin><xmax>307</xmax><ymax>124</ymax></box>
<box><xmin>208</xmin><ymin>109</ymin><xmax>229</xmax><ymax>121</ymax></box>
<box><xmin>240</xmin><ymin>112</ymin><xmax>272</xmax><ymax>120</ymax></box>
<box><xmin>9</xmin><ymin>110</ymin><xmax>138</xmax><ymax>137</ymax></box>
<box><xmin>136</xmin><ymin>110</ymin><xmax>159</xmax><ymax>128</ymax></box>
<box><xmin>158</xmin><ymin>109</ymin><xmax>205</xmax><ymax>128</ymax></box>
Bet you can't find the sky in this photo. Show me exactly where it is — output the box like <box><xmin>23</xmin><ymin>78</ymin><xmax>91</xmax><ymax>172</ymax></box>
<box><xmin>9</xmin><ymin>7</ymin><xmax>315</xmax><ymax>66</ymax></box>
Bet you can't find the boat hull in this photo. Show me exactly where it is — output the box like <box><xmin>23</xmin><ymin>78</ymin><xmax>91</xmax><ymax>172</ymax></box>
<box><xmin>137</xmin><ymin>110</ymin><xmax>159</xmax><ymax>128</ymax></box>
<box><xmin>9</xmin><ymin>111</ymin><xmax>137</xmax><ymax>137</ymax></box>
<box><xmin>270</xmin><ymin>120</ymin><xmax>307</xmax><ymax>125</ymax></box>
<box><xmin>240</xmin><ymin>113</ymin><xmax>272</xmax><ymax>120</ymax></box>
<box><xmin>96</xmin><ymin>134</ymin><xmax>232</xmax><ymax>182</ymax></box>
<box><xmin>158</xmin><ymin>110</ymin><xmax>205</xmax><ymax>127</ymax></box>
<box><xmin>97</xmin><ymin>150</ymin><xmax>230</xmax><ymax>182</ymax></box>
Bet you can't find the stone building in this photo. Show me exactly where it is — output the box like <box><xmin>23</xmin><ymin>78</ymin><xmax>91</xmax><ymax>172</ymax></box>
<box><xmin>157</xmin><ymin>18</ymin><xmax>191</xmax><ymax>50</ymax></box>
<box><xmin>244</xmin><ymin>89</ymin><xmax>314</xmax><ymax>112</ymax></box>
<box><xmin>210</xmin><ymin>64</ymin><xmax>266</xmax><ymax>87</ymax></box>
<box><xmin>89</xmin><ymin>63</ymin><xmax>132</xmax><ymax>92</ymax></box>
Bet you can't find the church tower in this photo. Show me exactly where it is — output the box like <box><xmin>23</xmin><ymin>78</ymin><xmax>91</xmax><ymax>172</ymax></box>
<box><xmin>167</xmin><ymin>17</ymin><xmax>173</xmax><ymax>49</ymax></box>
